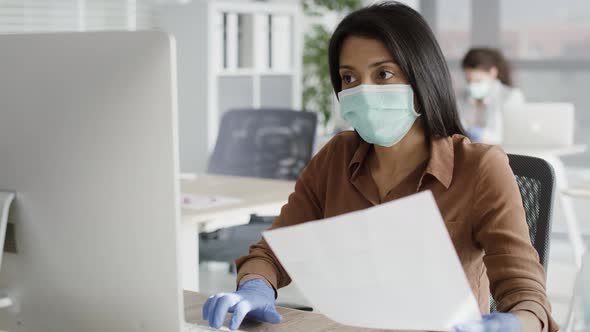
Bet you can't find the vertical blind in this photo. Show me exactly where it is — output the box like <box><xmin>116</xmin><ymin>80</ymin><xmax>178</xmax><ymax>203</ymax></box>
<box><xmin>0</xmin><ymin>0</ymin><xmax>157</xmax><ymax>32</ymax></box>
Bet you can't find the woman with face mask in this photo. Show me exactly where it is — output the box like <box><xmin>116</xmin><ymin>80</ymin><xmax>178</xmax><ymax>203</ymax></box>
<box><xmin>459</xmin><ymin>48</ymin><xmax>525</xmax><ymax>144</ymax></box>
<box><xmin>202</xmin><ymin>2</ymin><xmax>556</xmax><ymax>332</ymax></box>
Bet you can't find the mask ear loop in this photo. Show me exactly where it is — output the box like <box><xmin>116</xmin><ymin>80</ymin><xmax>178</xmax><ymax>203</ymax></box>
<box><xmin>412</xmin><ymin>96</ymin><xmax>422</xmax><ymax>117</ymax></box>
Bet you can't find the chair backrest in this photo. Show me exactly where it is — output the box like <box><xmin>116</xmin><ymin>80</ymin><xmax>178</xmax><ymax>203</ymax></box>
<box><xmin>507</xmin><ymin>153</ymin><xmax>555</xmax><ymax>270</ymax></box>
<box><xmin>207</xmin><ymin>108</ymin><xmax>318</xmax><ymax>181</ymax></box>
<box><xmin>491</xmin><ymin>154</ymin><xmax>555</xmax><ymax>312</ymax></box>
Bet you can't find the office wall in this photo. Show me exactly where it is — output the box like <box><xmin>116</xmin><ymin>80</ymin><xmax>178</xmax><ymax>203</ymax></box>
<box><xmin>158</xmin><ymin>3</ymin><xmax>210</xmax><ymax>173</ymax></box>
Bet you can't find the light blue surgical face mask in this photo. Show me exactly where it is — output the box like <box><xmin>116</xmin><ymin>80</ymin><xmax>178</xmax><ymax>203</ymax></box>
<box><xmin>338</xmin><ymin>84</ymin><xmax>419</xmax><ymax>147</ymax></box>
<box><xmin>467</xmin><ymin>79</ymin><xmax>493</xmax><ymax>100</ymax></box>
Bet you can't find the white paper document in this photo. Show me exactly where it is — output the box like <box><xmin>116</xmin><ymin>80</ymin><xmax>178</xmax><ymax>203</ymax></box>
<box><xmin>263</xmin><ymin>191</ymin><xmax>481</xmax><ymax>331</ymax></box>
<box><xmin>180</xmin><ymin>193</ymin><xmax>243</xmax><ymax>211</ymax></box>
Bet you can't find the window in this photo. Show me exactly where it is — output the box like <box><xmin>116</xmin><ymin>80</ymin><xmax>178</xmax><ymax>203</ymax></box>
<box><xmin>437</xmin><ymin>0</ymin><xmax>471</xmax><ymax>59</ymax></box>
<box><xmin>0</xmin><ymin>0</ymin><xmax>156</xmax><ymax>32</ymax></box>
<box><xmin>499</xmin><ymin>0</ymin><xmax>590</xmax><ymax>167</ymax></box>
<box><xmin>431</xmin><ymin>0</ymin><xmax>590</xmax><ymax>167</ymax></box>
<box><xmin>501</xmin><ymin>0</ymin><xmax>590</xmax><ymax>60</ymax></box>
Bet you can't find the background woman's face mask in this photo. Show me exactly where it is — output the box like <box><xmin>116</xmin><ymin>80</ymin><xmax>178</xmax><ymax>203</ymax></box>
<box><xmin>338</xmin><ymin>84</ymin><xmax>419</xmax><ymax>147</ymax></box>
<box><xmin>467</xmin><ymin>79</ymin><xmax>493</xmax><ymax>100</ymax></box>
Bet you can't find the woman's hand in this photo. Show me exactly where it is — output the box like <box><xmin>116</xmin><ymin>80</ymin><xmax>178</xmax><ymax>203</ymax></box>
<box><xmin>202</xmin><ymin>278</ymin><xmax>283</xmax><ymax>330</ymax></box>
<box><xmin>454</xmin><ymin>312</ymin><xmax>522</xmax><ymax>332</ymax></box>
<box><xmin>466</xmin><ymin>126</ymin><xmax>484</xmax><ymax>142</ymax></box>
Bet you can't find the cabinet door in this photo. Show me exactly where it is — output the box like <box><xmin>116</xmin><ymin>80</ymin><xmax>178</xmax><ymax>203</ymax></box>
<box><xmin>218</xmin><ymin>76</ymin><xmax>255</xmax><ymax>116</ymax></box>
<box><xmin>260</xmin><ymin>75</ymin><xmax>293</xmax><ymax>108</ymax></box>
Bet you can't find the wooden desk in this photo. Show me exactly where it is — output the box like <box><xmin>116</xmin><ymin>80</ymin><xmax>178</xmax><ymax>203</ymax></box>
<box><xmin>181</xmin><ymin>175</ymin><xmax>295</xmax><ymax>232</ymax></box>
<box><xmin>180</xmin><ymin>175</ymin><xmax>295</xmax><ymax>292</ymax></box>
<box><xmin>184</xmin><ymin>291</ymin><xmax>407</xmax><ymax>332</ymax></box>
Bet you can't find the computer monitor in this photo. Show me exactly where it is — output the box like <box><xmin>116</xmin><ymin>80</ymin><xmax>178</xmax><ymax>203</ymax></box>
<box><xmin>0</xmin><ymin>31</ymin><xmax>193</xmax><ymax>331</ymax></box>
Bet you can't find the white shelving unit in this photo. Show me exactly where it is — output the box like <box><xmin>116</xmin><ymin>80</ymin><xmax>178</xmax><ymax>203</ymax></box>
<box><xmin>159</xmin><ymin>0</ymin><xmax>303</xmax><ymax>173</ymax></box>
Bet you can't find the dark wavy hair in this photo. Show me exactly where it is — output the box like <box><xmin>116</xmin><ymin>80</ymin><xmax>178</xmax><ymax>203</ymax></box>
<box><xmin>462</xmin><ymin>47</ymin><xmax>514</xmax><ymax>87</ymax></box>
<box><xmin>328</xmin><ymin>1</ymin><xmax>465</xmax><ymax>139</ymax></box>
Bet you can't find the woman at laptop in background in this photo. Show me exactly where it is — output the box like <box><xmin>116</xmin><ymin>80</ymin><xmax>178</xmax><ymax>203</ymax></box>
<box><xmin>459</xmin><ymin>48</ymin><xmax>525</xmax><ymax>144</ymax></box>
<box><xmin>202</xmin><ymin>3</ymin><xmax>556</xmax><ymax>332</ymax></box>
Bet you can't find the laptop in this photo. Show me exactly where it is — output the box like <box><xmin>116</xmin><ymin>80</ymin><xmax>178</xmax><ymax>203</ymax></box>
<box><xmin>0</xmin><ymin>31</ymin><xmax>222</xmax><ymax>331</ymax></box>
<box><xmin>503</xmin><ymin>103</ymin><xmax>575</xmax><ymax>147</ymax></box>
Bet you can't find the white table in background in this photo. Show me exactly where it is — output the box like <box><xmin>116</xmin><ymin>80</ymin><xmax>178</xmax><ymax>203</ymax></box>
<box><xmin>563</xmin><ymin>188</ymin><xmax>590</xmax><ymax>198</ymax></box>
<box><xmin>503</xmin><ymin>145</ymin><xmax>586</xmax><ymax>158</ymax></box>
<box><xmin>503</xmin><ymin>144</ymin><xmax>587</xmax><ymax>268</ymax></box>
<box><xmin>179</xmin><ymin>175</ymin><xmax>295</xmax><ymax>292</ymax></box>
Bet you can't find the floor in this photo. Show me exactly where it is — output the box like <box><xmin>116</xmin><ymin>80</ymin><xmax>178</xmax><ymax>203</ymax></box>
<box><xmin>198</xmin><ymin>167</ymin><xmax>590</xmax><ymax>330</ymax></box>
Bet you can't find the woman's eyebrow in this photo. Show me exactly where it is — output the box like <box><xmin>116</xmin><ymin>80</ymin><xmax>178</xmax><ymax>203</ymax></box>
<box><xmin>340</xmin><ymin>60</ymin><xmax>398</xmax><ymax>71</ymax></box>
<box><xmin>369</xmin><ymin>60</ymin><xmax>397</xmax><ymax>68</ymax></box>
<box><xmin>339</xmin><ymin>64</ymin><xmax>356</xmax><ymax>70</ymax></box>
<box><xmin>340</xmin><ymin>60</ymin><xmax>397</xmax><ymax>70</ymax></box>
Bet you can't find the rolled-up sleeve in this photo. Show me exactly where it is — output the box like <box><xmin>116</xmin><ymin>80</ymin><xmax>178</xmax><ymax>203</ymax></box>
<box><xmin>234</xmin><ymin>138</ymin><xmax>332</xmax><ymax>291</ymax></box>
<box><xmin>471</xmin><ymin>146</ymin><xmax>558</xmax><ymax>332</ymax></box>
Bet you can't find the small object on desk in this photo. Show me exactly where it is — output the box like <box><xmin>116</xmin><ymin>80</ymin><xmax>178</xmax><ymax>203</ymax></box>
<box><xmin>181</xmin><ymin>193</ymin><xmax>243</xmax><ymax>211</ymax></box>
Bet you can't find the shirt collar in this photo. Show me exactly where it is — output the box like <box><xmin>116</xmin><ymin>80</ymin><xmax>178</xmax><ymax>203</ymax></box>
<box><xmin>348</xmin><ymin>134</ymin><xmax>455</xmax><ymax>190</ymax></box>
<box><xmin>424</xmin><ymin>136</ymin><xmax>454</xmax><ymax>189</ymax></box>
<box><xmin>348</xmin><ymin>134</ymin><xmax>371</xmax><ymax>178</ymax></box>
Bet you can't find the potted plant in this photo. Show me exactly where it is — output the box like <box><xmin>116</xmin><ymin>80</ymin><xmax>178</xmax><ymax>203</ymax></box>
<box><xmin>302</xmin><ymin>0</ymin><xmax>362</xmax><ymax>146</ymax></box>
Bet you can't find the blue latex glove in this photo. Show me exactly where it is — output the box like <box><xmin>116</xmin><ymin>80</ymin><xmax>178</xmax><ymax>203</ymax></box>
<box><xmin>454</xmin><ymin>313</ymin><xmax>522</xmax><ymax>332</ymax></box>
<box><xmin>466</xmin><ymin>126</ymin><xmax>484</xmax><ymax>142</ymax></box>
<box><xmin>202</xmin><ymin>278</ymin><xmax>283</xmax><ymax>330</ymax></box>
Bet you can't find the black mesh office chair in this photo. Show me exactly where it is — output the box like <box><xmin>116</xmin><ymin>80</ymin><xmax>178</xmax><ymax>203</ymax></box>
<box><xmin>490</xmin><ymin>154</ymin><xmax>556</xmax><ymax>312</ymax></box>
<box><xmin>206</xmin><ymin>108</ymin><xmax>318</xmax><ymax>180</ymax></box>
<box><xmin>199</xmin><ymin>108</ymin><xmax>317</xmax><ymax>267</ymax></box>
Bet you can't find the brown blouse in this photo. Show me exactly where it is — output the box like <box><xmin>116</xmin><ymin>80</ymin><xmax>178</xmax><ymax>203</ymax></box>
<box><xmin>235</xmin><ymin>131</ymin><xmax>558</xmax><ymax>332</ymax></box>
